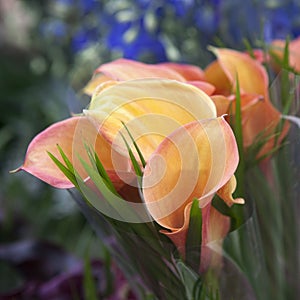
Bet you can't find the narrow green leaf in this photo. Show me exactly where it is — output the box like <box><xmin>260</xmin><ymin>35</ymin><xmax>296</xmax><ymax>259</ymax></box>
<box><xmin>185</xmin><ymin>199</ymin><xmax>202</xmax><ymax>272</ymax></box>
<box><xmin>56</xmin><ymin>144</ymin><xmax>75</xmax><ymax>173</ymax></box>
<box><xmin>232</xmin><ymin>75</ymin><xmax>245</xmax><ymax>198</ymax></box>
<box><xmin>79</xmin><ymin>156</ymin><xmax>141</xmax><ymax>222</ymax></box>
<box><xmin>94</xmin><ymin>151</ymin><xmax>117</xmax><ymax>193</ymax></box>
<box><xmin>243</xmin><ymin>38</ymin><xmax>255</xmax><ymax>58</ymax></box>
<box><xmin>120</xmin><ymin>132</ymin><xmax>143</xmax><ymax>179</ymax></box>
<box><xmin>47</xmin><ymin>151</ymin><xmax>79</xmax><ymax>188</ymax></box>
<box><xmin>176</xmin><ymin>260</ymin><xmax>200</xmax><ymax>300</ymax></box>
<box><xmin>84</xmin><ymin>144</ymin><xmax>118</xmax><ymax>194</ymax></box>
<box><xmin>121</xmin><ymin>121</ymin><xmax>146</xmax><ymax>168</ymax></box>
<box><xmin>84</xmin><ymin>256</ymin><xmax>98</xmax><ymax>300</ymax></box>
<box><xmin>282</xmin><ymin>36</ymin><xmax>290</xmax><ymax>70</ymax></box>
<box><xmin>212</xmin><ymin>195</ymin><xmax>249</xmax><ymax>231</ymax></box>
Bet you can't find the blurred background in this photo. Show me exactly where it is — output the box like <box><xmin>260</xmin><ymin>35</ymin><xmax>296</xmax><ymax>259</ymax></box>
<box><xmin>1</xmin><ymin>0</ymin><xmax>299</xmax><ymax>299</ymax></box>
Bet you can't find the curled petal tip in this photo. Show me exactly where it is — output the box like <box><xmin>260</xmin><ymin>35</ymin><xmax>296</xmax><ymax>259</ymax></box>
<box><xmin>217</xmin><ymin>176</ymin><xmax>244</xmax><ymax>207</ymax></box>
<box><xmin>9</xmin><ymin>166</ymin><xmax>22</xmax><ymax>174</ymax></box>
<box><xmin>207</xmin><ymin>45</ymin><xmax>217</xmax><ymax>53</ymax></box>
<box><xmin>234</xmin><ymin>198</ymin><xmax>245</xmax><ymax>205</ymax></box>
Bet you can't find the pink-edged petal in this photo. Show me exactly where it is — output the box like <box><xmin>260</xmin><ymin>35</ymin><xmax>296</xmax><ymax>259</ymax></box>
<box><xmin>19</xmin><ymin>116</ymin><xmax>131</xmax><ymax>189</ymax></box>
<box><xmin>94</xmin><ymin>58</ymin><xmax>185</xmax><ymax>81</ymax></box>
<box><xmin>157</xmin><ymin>62</ymin><xmax>205</xmax><ymax>80</ymax></box>
<box><xmin>84</xmin><ymin>59</ymin><xmax>210</xmax><ymax>96</ymax></box>
<box><xmin>187</xmin><ymin>81</ymin><xmax>216</xmax><ymax>95</ymax></box>
<box><xmin>20</xmin><ymin>117</ymin><xmax>86</xmax><ymax>188</ymax></box>
<box><xmin>142</xmin><ymin>117</ymin><xmax>239</xmax><ymax>231</ymax></box>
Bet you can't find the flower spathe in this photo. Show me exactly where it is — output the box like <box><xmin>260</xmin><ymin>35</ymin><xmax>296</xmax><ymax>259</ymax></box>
<box><xmin>84</xmin><ymin>58</ymin><xmax>215</xmax><ymax>96</ymax></box>
<box><xmin>270</xmin><ymin>37</ymin><xmax>300</xmax><ymax>72</ymax></box>
<box><xmin>85</xmin><ymin>79</ymin><xmax>216</xmax><ymax>162</ymax></box>
<box><xmin>142</xmin><ymin>117</ymin><xmax>244</xmax><ymax>256</ymax></box>
<box><xmin>19</xmin><ymin>116</ymin><xmax>132</xmax><ymax>190</ymax></box>
<box><xmin>204</xmin><ymin>47</ymin><xmax>288</xmax><ymax>157</ymax></box>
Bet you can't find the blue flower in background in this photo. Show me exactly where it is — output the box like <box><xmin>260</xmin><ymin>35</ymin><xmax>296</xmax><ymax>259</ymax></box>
<box><xmin>119</xmin><ymin>20</ymin><xmax>167</xmax><ymax>62</ymax></box>
<box><xmin>35</xmin><ymin>0</ymin><xmax>300</xmax><ymax>68</ymax></box>
<box><xmin>194</xmin><ymin>2</ymin><xmax>220</xmax><ymax>35</ymax></box>
<box><xmin>52</xmin><ymin>0</ymin><xmax>100</xmax><ymax>14</ymax></box>
<box><xmin>103</xmin><ymin>0</ymin><xmax>222</xmax><ymax>62</ymax></box>
<box><xmin>263</xmin><ymin>0</ymin><xmax>300</xmax><ymax>41</ymax></box>
<box><xmin>71</xmin><ymin>27</ymin><xmax>100</xmax><ymax>53</ymax></box>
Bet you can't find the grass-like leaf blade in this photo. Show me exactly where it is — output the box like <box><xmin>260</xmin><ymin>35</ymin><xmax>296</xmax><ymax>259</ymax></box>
<box><xmin>121</xmin><ymin>121</ymin><xmax>146</xmax><ymax>168</ymax></box>
<box><xmin>47</xmin><ymin>151</ymin><xmax>79</xmax><ymax>188</ymax></box>
<box><xmin>84</xmin><ymin>144</ymin><xmax>118</xmax><ymax>194</ymax></box>
<box><xmin>120</xmin><ymin>132</ymin><xmax>143</xmax><ymax>179</ymax></box>
<box><xmin>233</xmin><ymin>75</ymin><xmax>245</xmax><ymax>198</ymax></box>
<box><xmin>185</xmin><ymin>199</ymin><xmax>202</xmax><ymax>272</ymax></box>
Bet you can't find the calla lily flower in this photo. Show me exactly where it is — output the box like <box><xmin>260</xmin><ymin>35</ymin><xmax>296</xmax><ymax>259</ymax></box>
<box><xmin>18</xmin><ymin>116</ymin><xmax>132</xmax><ymax>189</ymax></box>
<box><xmin>85</xmin><ymin>79</ymin><xmax>216</xmax><ymax>162</ymax></box>
<box><xmin>142</xmin><ymin>118</ymin><xmax>244</xmax><ymax>261</ymax></box>
<box><xmin>204</xmin><ymin>48</ymin><xmax>288</xmax><ymax>157</ymax></box>
<box><xmin>270</xmin><ymin>37</ymin><xmax>300</xmax><ymax>72</ymax></box>
<box><xmin>251</xmin><ymin>37</ymin><xmax>300</xmax><ymax>73</ymax></box>
<box><xmin>84</xmin><ymin>58</ymin><xmax>215</xmax><ymax>96</ymax></box>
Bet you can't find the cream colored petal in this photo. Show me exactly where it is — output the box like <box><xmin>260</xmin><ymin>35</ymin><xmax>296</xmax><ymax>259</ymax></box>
<box><xmin>85</xmin><ymin>79</ymin><xmax>216</xmax><ymax>160</ymax></box>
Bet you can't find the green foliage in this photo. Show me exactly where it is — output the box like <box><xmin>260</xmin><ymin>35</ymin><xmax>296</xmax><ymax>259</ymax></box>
<box><xmin>185</xmin><ymin>199</ymin><xmax>202</xmax><ymax>272</ymax></box>
<box><xmin>84</xmin><ymin>257</ymin><xmax>98</xmax><ymax>300</ymax></box>
<box><xmin>232</xmin><ymin>75</ymin><xmax>245</xmax><ymax>198</ymax></box>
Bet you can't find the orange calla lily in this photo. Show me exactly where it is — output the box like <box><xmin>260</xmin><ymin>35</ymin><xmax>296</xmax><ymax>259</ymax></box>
<box><xmin>205</xmin><ymin>48</ymin><xmax>288</xmax><ymax>156</ymax></box>
<box><xmin>142</xmin><ymin>117</ymin><xmax>243</xmax><ymax>258</ymax></box>
<box><xmin>270</xmin><ymin>37</ymin><xmax>300</xmax><ymax>72</ymax></box>
<box><xmin>84</xmin><ymin>58</ymin><xmax>215</xmax><ymax>96</ymax></box>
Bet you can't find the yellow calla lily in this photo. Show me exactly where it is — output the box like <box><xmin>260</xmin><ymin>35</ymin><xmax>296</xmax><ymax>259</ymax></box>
<box><xmin>85</xmin><ymin>78</ymin><xmax>216</xmax><ymax>162</ymax></box>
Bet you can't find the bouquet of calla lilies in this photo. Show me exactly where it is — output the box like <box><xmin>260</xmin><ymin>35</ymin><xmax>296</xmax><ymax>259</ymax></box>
<box><xmin>17</xmin><ymin>37</ymin><xmax>300</xmax><ymax>299</ymax></box>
